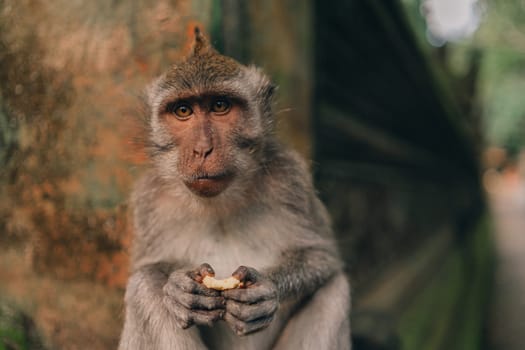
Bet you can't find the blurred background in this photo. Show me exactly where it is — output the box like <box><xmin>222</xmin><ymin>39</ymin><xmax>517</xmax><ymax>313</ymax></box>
<box><xmin>0</xmin><ymin>0</ymin><xmax>524</xmax><ymax>349</ymax></box>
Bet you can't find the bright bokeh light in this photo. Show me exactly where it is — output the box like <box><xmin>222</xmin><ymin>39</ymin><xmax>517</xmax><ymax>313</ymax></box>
<box><xmin>421</xmin><ymin>0</ymin><xmax>483</xmax><ymax>46</ymax></box>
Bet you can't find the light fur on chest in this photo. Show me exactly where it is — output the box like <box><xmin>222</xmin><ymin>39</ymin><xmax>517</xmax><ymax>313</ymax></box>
<box><xmin>148</xmin><ymin>212</ymin><xmax>292</xmax><ymax>277</ymax></box>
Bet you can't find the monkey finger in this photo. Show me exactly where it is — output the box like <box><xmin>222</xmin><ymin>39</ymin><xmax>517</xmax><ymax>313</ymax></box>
<box><xmin>222</xmin><ymin>282</ymin><xmax>277</xmax><ymax>303</ymax></box>
<box><xmin>188</xmin><ymin>263</ymin><xmax>215</xmax><ymax>283</ymax></box>
<box><xmin>176</xmin><ymin>291</ymin><xmax>226</xmax><ymax>311</ymax></box>
<box><xmin>166</xmin><ymin>271</ymin><xmax>220</xmax><ymax>297</ymax></box>
<box><xmin>163</xmin><ymin>296</ymin><xmax>224</xmax><ymax>328</ymax></box>
<box><xmin>162</xmin><ymin>296</ymin><xmax>193</xmax><ymax>329</ymax></box>
<box><xmin>231</xmin><ymin>266</ymin><xmax>260</xmax><ymax>286</ymax></box>
<box><xmin>190</xmin><ymin>309</ymin><xmax>224</xmax><ymax>327</ymax></box>
<box><xmin>224</xmin><ymin>312</ymin><xmax>274</xmax><ymax>336</ymax></box>
<box><xmin>226</xmin><ymin>299</ymin><xmax>278</xmax><ymax>322</ymax></box>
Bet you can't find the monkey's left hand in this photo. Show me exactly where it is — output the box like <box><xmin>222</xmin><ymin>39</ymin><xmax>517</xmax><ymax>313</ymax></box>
<box><xmin>222</xmin><ymin>266</ymin><xmax>279</xmax><ymax>336</ymax></box>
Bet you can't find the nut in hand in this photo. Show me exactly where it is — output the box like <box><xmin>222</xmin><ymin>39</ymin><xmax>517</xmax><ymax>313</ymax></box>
<box><xmin>202</xmin><ymin>275</ymin><xmax>242</xmax><ymax>290</ymax></box>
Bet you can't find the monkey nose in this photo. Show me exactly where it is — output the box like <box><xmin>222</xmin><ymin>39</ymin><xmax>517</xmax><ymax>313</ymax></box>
<box><xmin>193</xmin><ymin>145</ymin><xmax>213</xmax><ymax>158</ymax></box>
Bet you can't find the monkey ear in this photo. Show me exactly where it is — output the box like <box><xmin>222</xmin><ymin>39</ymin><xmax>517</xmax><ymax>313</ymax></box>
<box><xmin>259</xmin><ymin>82</ymin><xmax>277</xmax><ymax>107</ymax></box>
<box><xmin>190</xmin><ymin>26</ymin><xmax>214</xmax><ymax>57</ymax></box>
<box><xmin>264</xmin><ymin>83</ymin><xmax>277</xmax><ymax>100</ymax></box>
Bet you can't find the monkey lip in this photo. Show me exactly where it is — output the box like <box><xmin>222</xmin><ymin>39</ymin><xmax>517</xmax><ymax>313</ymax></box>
<box><xmin>185</xmin><ymin>172</ymin><xmax>234</xmax><ymax>197</ymax></box>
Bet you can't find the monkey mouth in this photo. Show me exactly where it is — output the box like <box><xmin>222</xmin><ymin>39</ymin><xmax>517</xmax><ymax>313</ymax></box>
<box><xmin>184</xmin><ymin>171</ymin><xmax>234</xmax><ymax>197</ymax></box>
<box><xmin>194</xmin><ymin>172</ymin><xmax>231</xmax><ymax>181</ymax></box>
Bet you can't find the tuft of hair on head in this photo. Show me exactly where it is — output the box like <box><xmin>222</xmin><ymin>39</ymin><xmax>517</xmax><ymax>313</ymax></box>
<box><xmin>190</xmin><ymin>26</ymin><xmax>214</xmax><ymax>57</ymax></box>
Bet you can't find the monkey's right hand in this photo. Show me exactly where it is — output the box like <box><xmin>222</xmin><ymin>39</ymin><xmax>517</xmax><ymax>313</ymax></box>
<box><xmin>163</xmin><ymin>263</ymin><xmax>226</xmax><ymax>329</ymax></box>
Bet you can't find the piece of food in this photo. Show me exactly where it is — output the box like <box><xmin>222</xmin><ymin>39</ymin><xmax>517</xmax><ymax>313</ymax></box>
<box><xmin>202</xmin><ymin>275</ymin><xmax>242</xmax><ymax>290</ymax></box>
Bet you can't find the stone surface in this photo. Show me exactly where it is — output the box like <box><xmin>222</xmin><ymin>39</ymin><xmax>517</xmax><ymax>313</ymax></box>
<box><xmin>0</xmin><ymin>1</ymin><xmax>212</xmax><ymax>348</ymax></box>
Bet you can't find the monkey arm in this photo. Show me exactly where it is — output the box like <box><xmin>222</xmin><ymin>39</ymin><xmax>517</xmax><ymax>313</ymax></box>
<box><xmin>266</xmin><ymin>168</ymin><xmax>345</xmax><ymax>302</ymax></box>
<box><xmin>221</xmin><ymin>244</ymin><xmax>343</xmax><ymax>336</ymax></box>
<box><xmin>265</xmin><ymin>245</ymin><xmax>344</xmax><ymax>302</ymax></box>
<box><xmin>260</xmin><ymin>150</ymin><xmax>345</xmax><ymax>301</ymax></box>
<box><xmin>120</xmin><ymin>262</ymin><xmax>223</xmax><ymax>349</ymax></box>
<box><xmin>126</xmin><ymin>262</ymin><xmax>225</xmax><ymax>326</ymax></box>
<box><xmin>123</xmin><ymin>262</ymin><xmax>176</xmax><ymax>329</ymax></box>
<box><xmin>120</xmin><ymin>263</ymin><xmax>182</xmax><ymax>350</ymax></box>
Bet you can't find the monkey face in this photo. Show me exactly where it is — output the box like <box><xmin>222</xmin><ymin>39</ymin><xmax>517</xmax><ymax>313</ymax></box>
<box><xmin>163</xmin><ymin>96</ymin><xmax>241</xmax><ymax>197</ymax></box>
<box><xmin>146</xmin><ymin>33</ymin><xmax>275</xmax><ymax>200</ymax></box>
<box><xmin>157</xmin><ymin>94</ymin><xmax>247</xmax><ymax>197</ymax></box>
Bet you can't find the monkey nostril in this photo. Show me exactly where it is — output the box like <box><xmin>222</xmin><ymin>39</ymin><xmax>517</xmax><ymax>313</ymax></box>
<box><xmin>193</xmin><ymin>146</ymin><xmax>213</xmax><ymax>158</ymax></box>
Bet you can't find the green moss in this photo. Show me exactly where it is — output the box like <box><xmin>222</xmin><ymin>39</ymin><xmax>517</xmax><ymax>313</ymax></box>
<box><xmin>0</xmin><ymin>315</ymin><xmax>28</xmax><ymax>350</ymax></box>
<box><xmin>0</xmin><ymin>328</ymin><xmax>27</xmax><ymax>350</ymax></box>
<box><xmin>397</xmin><ymin>215</ymin><xmax>494</xmax><ymax>349</ymax></box>
<box><xmin>0</xmin><ymin>302</ymin><xmax>45</xmax><ymax>350</ymax></box>
<box><xmin>209</xmin><ymin>0</ymin><xmax>224</xmax><ymax>53</ymax></box>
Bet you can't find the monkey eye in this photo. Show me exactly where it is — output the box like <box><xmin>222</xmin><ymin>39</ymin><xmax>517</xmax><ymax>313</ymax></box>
<box><xmin>171</xmin><ymin>104</ymin><xmax>193</xmax><ymax>120</ymax></box>
<box><xmin>211</xmin><ymin>98</ymin><xmax>231</xmax><ymax>114</ymax></box>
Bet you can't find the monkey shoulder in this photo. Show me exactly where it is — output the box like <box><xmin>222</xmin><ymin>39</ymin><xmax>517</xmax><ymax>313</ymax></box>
<box><xmin>130</xmin><ymin>170</ymin><xmax>166</xmax><ymax>215</ymax></box>
<box><xmin>128</xmin><ymin>171</ymin><xmax>181</xmax><ymax>258</ymax></box>
<box><xmin>265</xmin><ymin>147</ymin><xmax>339</xmax><ymax>253</ymax></box>
<box><xmin>263</xmin><ymin>145</ymin><xmax>332</xmax><ymax>232</ymax></box>
<box><xmin>264</xmin><ymin>145</ymin><xmax>313</xmax><ymax>193</ymax></box>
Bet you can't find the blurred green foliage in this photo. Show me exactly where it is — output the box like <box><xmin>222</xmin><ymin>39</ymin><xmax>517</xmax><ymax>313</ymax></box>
<box><xmin>402</xmin><ymin>0</ymin><xmax>525</xmax><ymax>154</ymax></box>
<box><xmin>397</xmin><ymin>216</ymin><xmax>493</xmax><ymax>350</ymax></box>
<box><xmin>474</xmin><ymin>1</ymin><xmax>525</xmax><ymax>154</ymax></box>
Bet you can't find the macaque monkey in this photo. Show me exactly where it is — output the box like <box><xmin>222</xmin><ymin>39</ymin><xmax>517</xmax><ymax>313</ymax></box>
<box><xmin>118</xmin><ymin>28</ymin><xmax>350</xmax><ymax>350</ymax></box>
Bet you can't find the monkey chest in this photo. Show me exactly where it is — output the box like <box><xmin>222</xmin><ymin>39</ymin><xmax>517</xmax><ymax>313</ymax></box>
<box><xmin>162</xmin><ymin>219</ymin><xmax>287</xmax><ymax>278</ymax></box>
<box><xmin>186</xmin><ymin>231</ymin><xmax>281</xmax><ymax>278</ymax></box>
